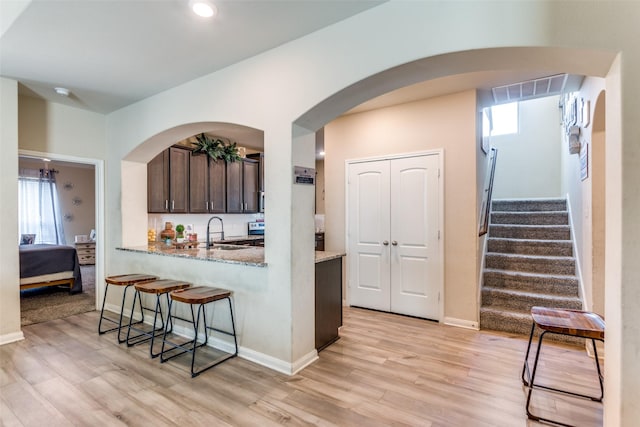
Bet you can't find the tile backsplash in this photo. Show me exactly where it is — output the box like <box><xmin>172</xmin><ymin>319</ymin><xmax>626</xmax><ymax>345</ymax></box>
<box><xmin>149</xmin><ymin>213</ymin><xmax>264</xmax><ymax>241</ymax></box>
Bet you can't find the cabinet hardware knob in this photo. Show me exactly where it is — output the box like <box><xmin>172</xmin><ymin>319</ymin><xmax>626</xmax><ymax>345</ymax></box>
<box><xmin>392</xmin><ymin>240</ymin><xmax>398</xmax><ymax>246</ymax></box>
<box><xmin>383</xmin><ymin>240</ymin><xmax>389</xmax><ymax>246</ymax></box>
<box><xmin>165</xmin><ymin>200</ymin><xmax>168</xmax><ymax>210</ymax></box>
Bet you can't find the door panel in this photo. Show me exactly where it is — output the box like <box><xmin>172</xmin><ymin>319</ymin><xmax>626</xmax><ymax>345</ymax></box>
<box><xmin>348</xmin><ymin>154</ymin><xmax>441</xmax><ymax>320</ymax></box>
<box><xmin>348</xmin><ymin>160</ymin><xmax>391</xmax><ymax>312</ymax></box>
<box><xmin>390</xmin><ymin>155</ymin><xmax>440</xmax><ymax>319</ymax></box>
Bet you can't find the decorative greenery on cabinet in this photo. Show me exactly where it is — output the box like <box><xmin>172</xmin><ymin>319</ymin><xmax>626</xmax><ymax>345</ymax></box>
<box><xmin>192</xmin><ymin>133</ymin><xmax>241</xmax><ymax>163</ymax></box>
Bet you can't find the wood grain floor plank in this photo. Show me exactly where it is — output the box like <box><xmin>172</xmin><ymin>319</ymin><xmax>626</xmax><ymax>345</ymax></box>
<box><xmin>0</xmin><ymin>308</ymin><xmax>602</xmax><ymax>426</ymax></box>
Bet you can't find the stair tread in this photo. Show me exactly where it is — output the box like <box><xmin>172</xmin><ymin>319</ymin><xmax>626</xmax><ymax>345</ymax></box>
<box><xmin>483</xmin><ymin>268</ymin><xmax>578</xmax><ymax>281</ymax></box>
<box><xmin>491</xmin><ymin>210</ymin><xmax>568</xmax><ymax>214</ymax></box>
<box><xmin>490</xmin><ymin>224</ymin><xmax>570</xmax><ymax>228</ymax></box>
<box><xmin>485</xmin><ymin>252</ymin><xmax>575</xmax><ymax>261</ymax></box>
<box><xmin>480</xmin><ymin>306</ymin><xmax>532</xmax><ymax>317</ymax></box>
<box><xmin>487</xmin><ymin>237</ymin><xmax>572</xmax><ymax>244</ymax></box>
<box><xmin>482</xmin><ymin>286</ymin><xmax>581</xmax><ymax>302</ymax></box>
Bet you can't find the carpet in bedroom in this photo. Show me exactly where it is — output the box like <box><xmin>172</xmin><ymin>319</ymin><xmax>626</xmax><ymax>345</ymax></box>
<box><xmin>20</xmin><ymin>265</ymin><xmax>96</xmax><ymax>326</ymax></box>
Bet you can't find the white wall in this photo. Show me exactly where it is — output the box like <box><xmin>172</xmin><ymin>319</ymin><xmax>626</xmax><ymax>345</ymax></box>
<box><xmin>18</xmin><ymin>95</ymin><xmax>106</xmax><ymax>159</ymax></box>
<box><xmin>4</xmin><ymin>2</ymin><xmax>640</xmax><ymax>423</ymax></box>
<box><xmin>491</xmin><ymin>96</ymin><xmax>563</xmax><ymax>199</ymax></box>
<box><xmin>324</xmin><ymin>90</ymin><xmax>478</xmax><ymax>324</ymax></box>
<box><xmin>0</xmin><ymin>78</ymin><xmax>22</xmax><ymax>344</ymax></box>
<box><xmin>560</xmin><ymin>77</ymin><xmax>606</xmax><ymax>314</ymax></box>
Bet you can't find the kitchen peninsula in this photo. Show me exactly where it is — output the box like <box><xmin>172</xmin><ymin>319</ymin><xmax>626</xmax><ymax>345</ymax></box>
<box><xmin>116</xmin><ymin>244</ymin><xmax>345</xmax><ymax>352</ymax></box>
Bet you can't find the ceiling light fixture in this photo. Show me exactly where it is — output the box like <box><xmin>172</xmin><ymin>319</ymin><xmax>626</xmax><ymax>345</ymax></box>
<box><xmin>190</xmin><ymin>0</ymin><xmax>216</xmax><ymax>18</ymax></box>
<box><xmin>54</xmin><ymin>87</ymin><xmax>70</xmax><ymax>96</ymax></box>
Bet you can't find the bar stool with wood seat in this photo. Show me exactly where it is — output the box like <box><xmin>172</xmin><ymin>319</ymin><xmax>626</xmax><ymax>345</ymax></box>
<box><xmin>125</xmin><ymin>279</ymin><xmax>192</xmax><ymax>357</ymax></box>
<box><xmin>98</xmin><ymin>273</ymin><xmax>158</xmax><ymax>343</ymax></box>
<box><xmin>159</xmin><ymin>286</ymin><xmax>238</xmax><ymax>377</ymax></box>
<box><xmin>521</xmin><ymin>306</ymin><xmax>605</xmax><ymax>427</ymax></box>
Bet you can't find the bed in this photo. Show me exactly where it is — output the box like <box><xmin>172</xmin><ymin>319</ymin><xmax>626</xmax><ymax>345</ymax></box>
<box><xmin>19</xmin><ymin>244</ymin><xmax>83</xmax><ymax>294</ymax></box>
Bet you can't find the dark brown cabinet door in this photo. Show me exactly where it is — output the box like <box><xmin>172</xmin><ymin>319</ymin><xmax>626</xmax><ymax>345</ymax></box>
<box><xmin>315</xmin><ymin>257</ymin><xmax>343</xmax><ymax>351</ymax></box>
<box><xmin>148</xmin><ymin>150</ymin><xmax>169</xmax><ymax>212</ymax></box>
<box><xmin>189</xmin><ymin>151</ymin><xmax>208</xmax><ymax>213</ymax></box>
<box><xmin>242</xmin><ymin>159</ymin><xmax>259</xmax><ymax>213</ymax></box>
<box><xmin>226</xmin><ymin>160</ymin><xmax>243</xmax><ymax>213</ymax></box>
<box><xmin>169</xmin><ymin>147</ymin><xmax>189</xmax><ymax>213</ymax></box>
<box><xmin>209</xmin><ymin>159</ymin><xmax>226</xmax><ymax>213</ymax></box>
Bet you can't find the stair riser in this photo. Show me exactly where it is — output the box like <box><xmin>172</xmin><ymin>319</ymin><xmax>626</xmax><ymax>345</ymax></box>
<box><xmin>480</xmin><ymin>311</ymin><xmax>585</xmax><ymax>346</ymax></box>
<box><xmin>487</xmin><ymin>239</ymin><xmax>573</xmax><ymax>256</ymax></box>
<box><xmin>482</xmin><ymin>291</ymin><xmax>582</xmax><ymax>312</ymax></box>
<box><xmin>485</xmin><ymin>255</ymin><xmax>575</xmax><ymax>275</ymax></box>
<box><xmin>491</xmin><ymin>212</ymin><xmax>568</xmax><ymax>226</ymax></box>
<box><xmin>483</xmin><ymin>272</ymin><xmax>579</xmax><ymax>297</ymax></box>
<box><xmin>492</xmin><ymin>200</ymin><xmax>567</xmax><ymax>212</ymax></box>
<box><xmin>489</xmin><ymin>226</ymin><xmax>571</xmax><ymax>240</ymax></box>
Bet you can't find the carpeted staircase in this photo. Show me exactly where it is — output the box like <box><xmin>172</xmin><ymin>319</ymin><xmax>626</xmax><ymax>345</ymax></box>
<box><xmin>480</xmin><ymin>199</ymin><xmax>583</xmax><ymax>338</ymax></box>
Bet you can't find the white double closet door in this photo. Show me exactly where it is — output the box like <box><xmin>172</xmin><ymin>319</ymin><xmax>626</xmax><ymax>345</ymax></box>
<box><xmin>348</xmin><ymin>153</ymin><xmax>442</xmax><ymax>320</ymax></box>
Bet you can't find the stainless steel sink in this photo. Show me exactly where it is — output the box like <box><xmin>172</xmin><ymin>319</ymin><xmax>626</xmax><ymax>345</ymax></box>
<box><xmin>212</xmin><ymin>245</ymin><xmax>247</xmax><ymax>251</ymax></box>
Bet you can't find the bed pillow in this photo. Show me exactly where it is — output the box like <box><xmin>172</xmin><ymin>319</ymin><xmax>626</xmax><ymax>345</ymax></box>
<box><xmin>20</xmin><ymin>234</ymin><xmax>36</xmax><ymax>245</ymax></box>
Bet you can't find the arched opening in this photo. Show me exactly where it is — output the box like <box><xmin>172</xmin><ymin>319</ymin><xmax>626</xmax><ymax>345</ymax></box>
<box><xmin>292</xmin><ymin>47</ymin><xmax>616</xmax><ymax>331</ymax></box>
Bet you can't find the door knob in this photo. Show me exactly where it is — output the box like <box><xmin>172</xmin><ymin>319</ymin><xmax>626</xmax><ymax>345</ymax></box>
<box><xmin>392</xmin><ymin>240</ymin><xmax>398</xmax><ymax>246</ymax></box>
<box><xmin>383</xmin><ymin>240</ymin><xmax>389</xmax><ymax>246</ymax></box>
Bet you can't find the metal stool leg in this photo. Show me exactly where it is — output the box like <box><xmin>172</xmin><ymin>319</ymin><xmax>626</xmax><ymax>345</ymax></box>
<box><xmin>97</xmin><ymin>283</ymin><xmax>112</xmax><ymax>334</ymax></box>
<box><xmin>591</xmin><ymin>338</ymin><xmax>604</xmax><ymax>401</ymax></box>
<box><xmin>160</xmin><ymin>294</ymin><xmax>238</xmax><ymax>377</ymax></box>
<box><xmin>525</xmin><ymin>330</ymin><xmax>605</xmax><ymax>426</ymax></box>
<box><xmin>98</xmin><ymin>283</ymin><xmax>140</xmax><ymax>342</ymax></box>
<box><xmin>125</xmin><ymin>291</ymin><xmax>166</xmax><ymax>348</ymax></box>
<box><xmin>521</xmin><ymin>321</ymin><xmax>536</xmax><ymax>386</ymax></box>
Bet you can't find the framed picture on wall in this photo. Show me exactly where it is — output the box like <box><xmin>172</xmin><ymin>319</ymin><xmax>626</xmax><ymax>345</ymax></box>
<box><xmin>580</xmin><ymin>141</ymin><xmax>589</xmax><ymax>181</ymax></box>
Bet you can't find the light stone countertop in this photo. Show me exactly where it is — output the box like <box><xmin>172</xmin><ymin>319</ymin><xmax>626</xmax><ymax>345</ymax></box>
<box><xmin>117</xmin><ymin>243</ymin><xmax>266</xmax><ymax>267</ymax></box>
<box><xmin>116</xmin><ymin>244</ymin><xmax>345</xmax><ymax>267</ymax></box>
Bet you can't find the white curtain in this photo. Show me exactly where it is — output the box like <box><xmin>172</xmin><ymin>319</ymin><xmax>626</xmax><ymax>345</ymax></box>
<box><xmin>18</xmin><ymin>168</ymin><xmax>66</xmax><ymax>245</ymax></box>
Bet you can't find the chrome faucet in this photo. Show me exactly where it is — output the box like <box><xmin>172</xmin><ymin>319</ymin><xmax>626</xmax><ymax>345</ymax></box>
<box><xmin>206</xmin><ymin>216</ymin><xmax>225</xmax><ymax>249</ymax></box>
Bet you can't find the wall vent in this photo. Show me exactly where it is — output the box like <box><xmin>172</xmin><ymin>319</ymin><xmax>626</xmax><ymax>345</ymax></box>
<box><xmin>492</xmin><ymin>74</ymin><xmax>569</xmax><ymax>104</ymax></box>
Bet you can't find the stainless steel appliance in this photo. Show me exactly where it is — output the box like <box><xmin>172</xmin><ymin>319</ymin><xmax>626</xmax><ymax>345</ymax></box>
<box><xmin>248</xmin><ymin>221</ymin><xmax>265</xmax><ymax>235</ymax></box>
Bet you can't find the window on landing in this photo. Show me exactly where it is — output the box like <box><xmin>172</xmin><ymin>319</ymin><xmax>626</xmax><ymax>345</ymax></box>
<box><xmin>490</xmin><ymin>102</ymin><xmax>519</xmax><ymax>136</ymax></box>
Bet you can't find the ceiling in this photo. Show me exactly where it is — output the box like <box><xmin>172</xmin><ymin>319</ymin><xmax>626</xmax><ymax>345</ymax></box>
<box><xmin>2</xmin><ymin>0</ymin><xmax>588</xmax><ymax>154</ymax></box>
<box><xmin>1</xmin><ymin>0</ymin><xmax>385</xmax><ymax>113</ymax></box>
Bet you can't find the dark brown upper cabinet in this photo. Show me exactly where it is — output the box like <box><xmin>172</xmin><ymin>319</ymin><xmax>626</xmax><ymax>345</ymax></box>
<box><xmin>147</xmin><ymin>146</ymin><xmax>189</xmax><ymax>213</ymax></box>
<box><xmin>189</xmin><ymin>151</ymin><xmax>226</xmax><ymax>213</ymax></box>
<box><xmin>226</xmin><ymin>158</ymin><xmax>259</xmax><ymax>213</ymax></box>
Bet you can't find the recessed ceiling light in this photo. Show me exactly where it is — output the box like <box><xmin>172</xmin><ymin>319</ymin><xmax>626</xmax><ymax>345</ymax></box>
<box><xmin>54</xmin><ymin>87</ymin><xmax>70</xmax><ymax>96</ymax></box>
<box><xmin>319</xmin><ymin>151</ymin><xmax>325</xmax><ymax>156</ymax></box>
<box><xmin>190</xmin><ymin>0</ymin><xmax>216</xmax><ymax>18</ymax></box>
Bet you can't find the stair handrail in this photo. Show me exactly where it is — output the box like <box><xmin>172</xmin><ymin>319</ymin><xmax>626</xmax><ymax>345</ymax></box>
<box><xmin>479</xmin><ymin>147</ymin><xmax>498</xmax><ymax>236</ymax></box>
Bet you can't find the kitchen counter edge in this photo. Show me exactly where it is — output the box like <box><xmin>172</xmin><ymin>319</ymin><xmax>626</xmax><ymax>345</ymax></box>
<box><xmin>116</xmin><ymin>246</ymin><xmax>344</xmax><ymax>267</ymax></box>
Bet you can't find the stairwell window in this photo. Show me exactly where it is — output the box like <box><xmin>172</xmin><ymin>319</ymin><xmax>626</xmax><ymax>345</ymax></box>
<box><xmin>490</xmin><ymin>102</ymin><xmax>519</xmax><ymax>136</ymax></box>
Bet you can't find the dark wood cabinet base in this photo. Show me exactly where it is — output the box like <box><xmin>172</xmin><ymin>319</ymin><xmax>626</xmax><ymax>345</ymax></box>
<box><xmin>315</xmin><ymin>257</ymin><xmax>343</xmax><ymax>351</ymax></box>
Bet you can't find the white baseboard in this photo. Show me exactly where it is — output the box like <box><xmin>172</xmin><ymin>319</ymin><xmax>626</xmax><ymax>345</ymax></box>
<box><xmin>443</xmin><ymin>317</ymin><xmax>479</xmax><ymax>330</ymax></box>
<box><xmin>103</xmin><ymin>304</ymin><xmax>318</xmax><ymax>376</ymax></box>
<box><xmin>291</xmin><ymin>349</ymin><xmax>319</xmax><ymax>375</ymax></box>
<box><xmin>0</xmin><ymin>331</ymin><xmax>25</xmax><ymax>346</ymax></box>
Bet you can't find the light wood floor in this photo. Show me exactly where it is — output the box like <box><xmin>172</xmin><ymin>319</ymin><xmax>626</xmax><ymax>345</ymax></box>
<box><xmin>0</xmin><ymin>307</ymin><xmax>602</xmax><ymax>426</ymax></box>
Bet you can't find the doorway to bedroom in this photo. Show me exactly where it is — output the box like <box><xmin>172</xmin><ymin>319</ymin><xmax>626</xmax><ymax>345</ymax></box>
<box><xmin>18</xmin><ymin>154</ymin><xmax>101</xmax><ymax>326</ymax></box>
